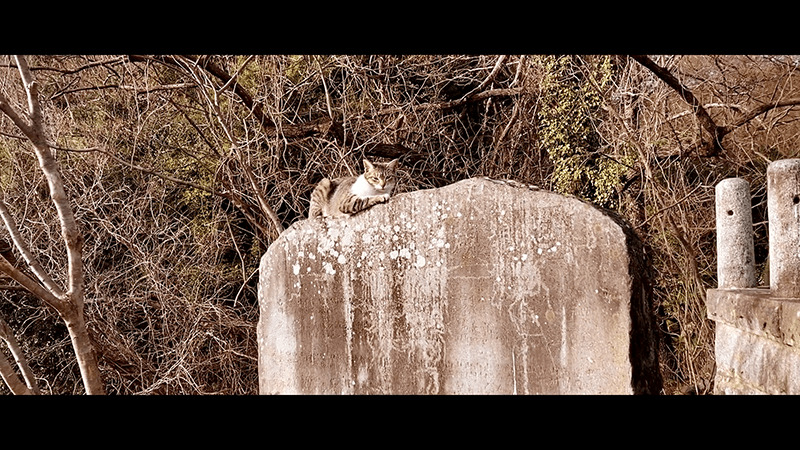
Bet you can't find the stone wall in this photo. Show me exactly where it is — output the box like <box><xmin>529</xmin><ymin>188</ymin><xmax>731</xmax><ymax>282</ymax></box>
<box><xmin>707</xmin><ymin>289</ymin><xmax>800</xmax><ymax>394</ymax></box>
<box><xmin>707</xmin><ymin>159</ymin><xmax>800</xmax><ymax>394</ymax></box>
<box><xmin>257</xmin><ymin>178</ymin><xmax>661</xmax><ymax>394</ymax></box>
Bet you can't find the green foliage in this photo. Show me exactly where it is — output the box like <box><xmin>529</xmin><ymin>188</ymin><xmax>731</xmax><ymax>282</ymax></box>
<box><xmin>536</xmin><ymin>55</ymin><xmax>631</xmax><ymax>208</ymax></box>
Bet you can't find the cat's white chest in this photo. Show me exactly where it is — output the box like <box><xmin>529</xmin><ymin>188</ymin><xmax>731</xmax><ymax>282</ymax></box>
<box><xmin>351</xmin><ymin>175</ymin><xmax>389</xmax><ymax>197</ymax></box>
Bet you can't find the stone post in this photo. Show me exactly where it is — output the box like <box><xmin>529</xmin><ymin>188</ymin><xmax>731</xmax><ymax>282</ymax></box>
<box><xmin>715</xmin><ymin>178</ymin><xmax>756</xmax><ymax>289</ymax></box>
<box><xmin>767</xmin><ymin>159</ymin><xmax>800</xmax><ymax>297</ymax></box>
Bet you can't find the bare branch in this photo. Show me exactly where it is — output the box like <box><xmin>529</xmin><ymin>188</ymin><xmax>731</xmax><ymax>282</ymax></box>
<box><xmin>376</xmin><ymin>87</ymin><xmax>523</xmax><ymax>117</ymax></box>
<box><xmin>720</xmin><ymin>96</ymin><xmax>800</xmax><ymax>133</ymax></box>
<box><xmin>0</xmin><ymin>285</ymin><xmax>24</xmax><ymax>291</ymax></box>
<box><xmin>175</xmin><ymin>57</ymin><xmax>286</xmax><ymax>238</ymax></box>
<box><xmin>461</xmin><ymin>55</ymin><xmax>508</xmax><ymax>99</ymax></box>
<box><xmin>632</xmin><ymin>55</ymin><xmax>724</xmax><ymax>155</ymax></box>
<box><xmin>667</xmin><ymin>103</ymin><xmax>746</xmax><ymax>122</ymax></box>
<box><xmin>1</xmin><ymin>56</ymin><xmax>125</xmax><ymax>75</ymax></box>
<box><xmin>90</xmin><ymin>145</ymin><xmax>276</xmax><ymax>239</ymax></box>
<box><xmin>635</xmin><ymin>55</ymin><xmax>800</xmax><ymax>157</ymax></box>
<box><xmin>0</xmin><ymin>200</ymin><xmax>65</xmax><ymax>298</ymax></box>
<box><xmin>0</xmin><ymin>316</ymin><xmax>40</xmax><ymax>394</ymax></box>
<box><xmin>0</xmin><ymin>253</ymin><xmax>68</xmax><ymax>312</ymax></box>
<box><xmin>0</xmin><ymin>90</ymin><xmax>33</xmax><ymax>137</ymax></box>
<box><xmin>217</xmin><ymin>55</ymin><xmax>254</xmax><ymax>94</ymax></box>
<box><xmin>0</xmin><ymin>347</ymin><xmax>33</xmax><ymax>394</ymax></box>
<box><xmin>51</xmin><ymin>82</ymin><xmax>197</xmax><ymax>100</ymax></box>
<box><xmin>15</xmin><ymin>56</ymin><xmax>42</xmax><ymax>125</ymax></box>
<box><xmin>130</xmin><ymin>55</ymin><xmax>276</xmax><ymax>130</ymax></box>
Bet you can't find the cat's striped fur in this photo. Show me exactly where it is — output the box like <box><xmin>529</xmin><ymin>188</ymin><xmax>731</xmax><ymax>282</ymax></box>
<box><xmin>309</xmin><ymin>159</ymin><xmax>399</xmax><ymax>219</ymax></box>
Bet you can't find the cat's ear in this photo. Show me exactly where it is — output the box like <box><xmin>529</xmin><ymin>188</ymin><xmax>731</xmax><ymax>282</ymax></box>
<box><xmin>386</xmin><ymin>158</ymin><xmax>399</xmax><ymax>171</ymax></box>
<box><xmin>363</xmin><ymin>159</ymin><xmax>375</xmax><ymax>171</ymax></box>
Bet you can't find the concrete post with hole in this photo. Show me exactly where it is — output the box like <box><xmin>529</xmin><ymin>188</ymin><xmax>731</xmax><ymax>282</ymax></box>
<box><xmin>715</xmin><ymin>177</ymin><xmax>757</xmax><ymax>289</ymax></box>
<box><xmin>707</xmin><ymin>159</ymin><xmax>800</xmax><ymax>394</ymax></box>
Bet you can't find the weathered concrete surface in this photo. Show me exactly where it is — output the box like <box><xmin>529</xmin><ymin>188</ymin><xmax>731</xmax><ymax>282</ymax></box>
<box><xmin>258</xmin><ymin>178</ymin><xmax>661</xmax><ymax>394</ymax></box>
<box><xmin>767</xmin><ymin>159</ymin><xmax>800</xmax><ymax>297</ymax></box>
<box><xmin>715</xmin><ymin>178</ymin><xmax>756</xmax><ymax>289</ymax></box>
<box><xmin>707</xmin><ymin>288</ymin><xmax>800</xmax><ymax>394</ymax></box>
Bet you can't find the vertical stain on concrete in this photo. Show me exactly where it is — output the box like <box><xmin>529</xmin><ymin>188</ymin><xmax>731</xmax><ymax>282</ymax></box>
<box><xmin>258</xmin><ymin>178</ymin><xmax>661</xmax><ymax>394</ymax></box>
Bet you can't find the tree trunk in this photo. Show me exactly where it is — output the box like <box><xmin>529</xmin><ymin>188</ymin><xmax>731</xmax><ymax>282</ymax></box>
<box><xmin>0</xmin><ymin>55</ymin><xmax>105</xmax><ymax>394</ymax></box>
<box><xmin>62</xmin><ymin>306</ymin><xmax>104</xmax><ymax>395</ymax></box>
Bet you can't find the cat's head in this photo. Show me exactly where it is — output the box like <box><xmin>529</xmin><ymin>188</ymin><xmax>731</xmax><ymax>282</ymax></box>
<box><xmin>363</xmin><ymin>158</ymin><xmax>399</xmax><ymax>190</ymax></box>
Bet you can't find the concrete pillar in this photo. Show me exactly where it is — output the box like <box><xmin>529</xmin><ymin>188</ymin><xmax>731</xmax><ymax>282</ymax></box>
<box><xmin>715</xmin><ymin>178</ymin><xmax>756</xmax><ymax>289</ymax></box>
<box><xmin>767</xmin><ymin>159</ymin><xmax>800</xmax><ymax>297</ymax></box>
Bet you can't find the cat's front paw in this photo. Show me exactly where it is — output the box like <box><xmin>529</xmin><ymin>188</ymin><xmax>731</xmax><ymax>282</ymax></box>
<box><xmin>380</xmin><ymin>193</ymin><xmax>391</xmax><ymax>202</ymax></box>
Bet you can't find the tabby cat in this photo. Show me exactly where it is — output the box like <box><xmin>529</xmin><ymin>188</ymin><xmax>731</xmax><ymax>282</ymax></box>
<box><xmin>308</xmin><ymin>158</ymin><xmax>399</xmax><ymax>219</ymax></box>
